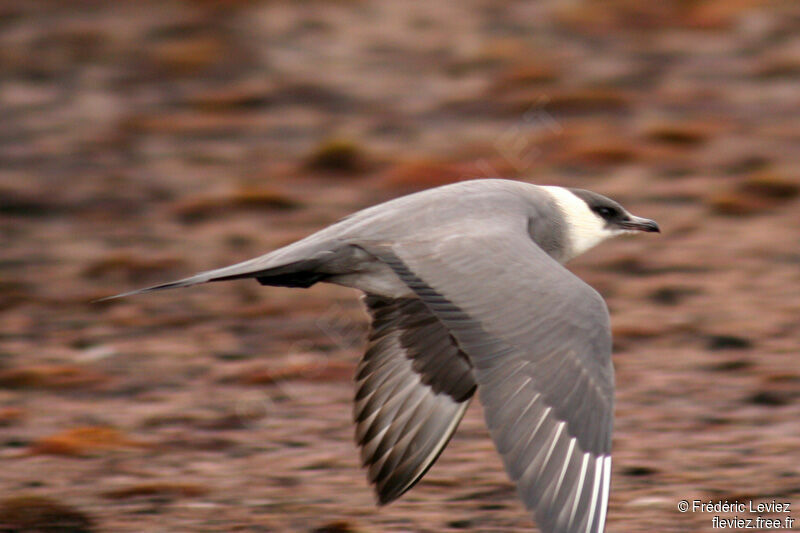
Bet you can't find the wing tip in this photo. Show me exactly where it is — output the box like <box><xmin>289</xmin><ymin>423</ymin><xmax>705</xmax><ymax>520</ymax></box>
<box><xmin>375</xmin><ymin>489</ymin><xmax>399</xmax><ymax>507</ymax></box>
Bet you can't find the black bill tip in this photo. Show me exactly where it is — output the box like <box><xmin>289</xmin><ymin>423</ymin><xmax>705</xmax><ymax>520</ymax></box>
<box><xmin>620</xmin><ymin>216</ymin><xmax>660</xmax><ymax>233</ymax></box>
<box><xmin>640</xmin><ymin>219</ymin><xmax>660</xmax><ymax>233</ymax></box>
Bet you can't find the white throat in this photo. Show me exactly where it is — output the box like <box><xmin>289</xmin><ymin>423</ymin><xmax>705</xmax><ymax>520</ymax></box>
<box><xmin>541</xmin><ymin>186</ymin><xmax>617</xmax><ymax>262</ymax></box>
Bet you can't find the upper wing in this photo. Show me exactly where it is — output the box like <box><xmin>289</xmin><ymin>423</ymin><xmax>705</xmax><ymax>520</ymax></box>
<box><xmin>360</xmin><ymin>226</ymin><xmax>614</xmax><ymax>533</ymax></box>
<box><xmin>355</xmin><ymin>295</ymin><xmax>476</xmax><ymax>504</ymax></box>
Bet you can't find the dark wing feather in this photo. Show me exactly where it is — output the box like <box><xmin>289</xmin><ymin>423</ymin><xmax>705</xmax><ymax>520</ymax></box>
<box><xmin>354</xmin><ymin>296</ymin><xmax>476</xmax><ymax>505</ymax></box>
<box><xmin>360</xmin><ymin>228</ymin><xmax>614</xmax><ymax>533</ymax></box>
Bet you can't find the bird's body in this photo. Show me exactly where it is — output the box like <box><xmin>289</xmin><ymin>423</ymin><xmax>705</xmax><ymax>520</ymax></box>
<box><xmin>107</xmin><ymin>179</ymin><xmax>659</xmax><ymax>533</ymax></box>
<box><xmin>125</xmin><ymin>180</ymin><xmax>569</xmax><ymax>298</ymax></box>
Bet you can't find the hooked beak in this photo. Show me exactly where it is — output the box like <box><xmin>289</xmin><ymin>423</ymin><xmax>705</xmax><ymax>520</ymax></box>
<box><xmin>619</xmin><ymin>215</ymin><xmax>660</xmax><ymax>233</ymax></box>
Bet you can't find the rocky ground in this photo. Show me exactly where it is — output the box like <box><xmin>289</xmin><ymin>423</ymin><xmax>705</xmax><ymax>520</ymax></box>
<box><xmin>1</xmin><ymin>0</ymin><xmax>799</xmax><ymax>531</ymax></box>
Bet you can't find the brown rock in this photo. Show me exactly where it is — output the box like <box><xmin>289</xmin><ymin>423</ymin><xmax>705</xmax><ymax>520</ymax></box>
<box><xmin>378</xmin><ymin>159</ymin><xmax>467</xmax><ymax>191</ymax></box>
<box><xmin>235</xmin><ymin>360</ymin><xmax>354</xmax><ymax>385</ymax></box>
<box><xmin>83</xmin><ymin>253</ymin><xmax>185</xmax><ymax>281</ymax></box>
<box><xmin>171</xmin><ymin>187</ymin><xmax>301</xmax><ymax>222</ymax></box>
<box><xmin>102</xmin><ymin>482</ymin><xmax>209</xmax><ymax>500</ymax></box>
<box><xmin>740</xmin><ymin>171</ymin><xmax>800</xmax><ymax>201</ymax></box>
<box><xmin>642</xmin><ymin>120</ymin><xmax>718</xmax><ymax>146</ymax></box>
<box><xmin>29</xmin><ymin>426</ymin><xmax>148</xmax><ymax>457</ymax></box>
<box><xmin>708</xmin><ymin>170</ymin><xmax>799</xmax><ymax>215</ymax></box>
<box><xmin>148</xmin><ymin>35</ymin><xmax>228</xmax><ymax>75</ymax></box>
<box><xmin>490</xmin><ymin>61</ymin><xmax>559</xmax><ymax>93</ymax></box>
<box><xmin>0</xmin><ymin>407</ymin><xmax>25</xmax><ymax>427</ymax></box>
<box><xmin>501</xmin><ymin>88</ymin><xmax>632</xmax><ymax>115</ymax></box>
<box><xmin>685</xmin><ymin>0</ymin><xmax>770</xmax><ymax>30</ymax></box>
<box><xmin>311</xmin><ymin>521</ymin><xmax>356</xmax><ymax>533</ymax></box>
<box><xmin>707</xmin><ymin>191</ymin><xmax>764</xmax><ymax>216</ymax></box>
<box><xmin>305</xmin><ymin>139</ymin><xmax>368</xmax><ymax>175</ymax></box>
<box><xmin>121</xmin><ymin>111</ymin><xmax>260</xmax><ymax>136</ymax></box>
<box><xmin>185</xmin><ymin>80</ymin><xmax>274</xmax><ymax>111</ymax></box>
<box><xmin>0</xmin><ymin>495</ymin><xmax>94</xmax><ymax>533</ymax></box>
<box><xmin>0</xmin><ymin>365</ymin><xmax>109</xmax><ymax>390</ymax></box>
<box><xmin>561</xmin><ymin>140</ymin><xmax>638</xmax><ymax>166</ymax></box>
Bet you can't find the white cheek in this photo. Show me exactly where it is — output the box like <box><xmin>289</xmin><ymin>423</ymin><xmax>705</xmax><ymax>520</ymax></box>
<box><xmin>540</xmin><ymin>186</ymin><xmax>612</xmax><ymax>260</ymax></box>
<box><xmin>565</xmin><ymin>218</ymin><xmax>613</xmax><ymax>258</ymax></box>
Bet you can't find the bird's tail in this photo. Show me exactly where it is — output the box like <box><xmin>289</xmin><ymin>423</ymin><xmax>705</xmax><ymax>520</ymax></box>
<box><xmin>95</xmin><ymin>255</ymin><xmax>330</xmax><ymax>302</ymax></box>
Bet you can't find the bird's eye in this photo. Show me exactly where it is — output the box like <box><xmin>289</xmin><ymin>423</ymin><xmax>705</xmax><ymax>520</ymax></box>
<box><xmin>596</xmin><ymin>207</ymin><xmax>617</xmax><ymax>219</ymax></box>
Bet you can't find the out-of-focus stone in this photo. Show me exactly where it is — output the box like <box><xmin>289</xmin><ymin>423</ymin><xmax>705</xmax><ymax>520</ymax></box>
<box><xmin>378</xmin><ymin>159</ymin><xmax>469</xmax><ymax>191</ymax></box>
<box><xmin>29</xmin><ymin>427</ymin><xmax>148</xmax><ymax>457</ymax></box>
<box><xmin>83</xmin><ymin>253</ymin><xmax>186</xmax><ymax>282</ymax></box>
<box><xmin>121</xmin><ymin>111</ymin><xmax>261</xmax><ymax>136</ymax></box>
<box><xmin>311</xmin><ymin>521</ymin><xmax>357</xmax><ymax>533</ymax></box>
<box><xmin>740</xmin><ymin>171</ymin><xmax>800</xmax><ymax>200</ymax></box>
<box><xmin>171</xmin><ymin>187</ymin><xmax>301</xmax><ymax>222</ymax></box>
<box><xmin>490</xmin><ymin>61</ymin><xmax>560</xmax><ymax>93</ymax></box>
<box><xmin>642</xmin><ymin>120</ymin><xmax>719</xmax><ymax>146</ymax></box>
<box><xmin>102</xmin><ymin>482</ymin><xmax>209</xmax><ymax>500</ymax></box>
<box><xmin>685</xmin><ymin>0</ymin><xmax>770</xmax><ymax>30</ymax></box>
<box><xmin>234</xmin><ymin>360</ymin><xmax>354</xmax><ymax>385</ymax></box>
<box><xmin>186</xmin><ymin>80</ymin><xmax>274</xmax><ymax>111</ymax></box>
<box><xmin>305</xmin><ymin>139</ymin><xmax>369</xmax><ymax>175</ymax></box>
<box><xmin>148</xmin><ymin>34</ymin><xmax>228</xmax><ymax>75</ymax></box>
<box><xmin>0</xmin><ymin>495</ymin><xmax>95</xmax><ymax>533</ymax></box>
<box><xmin>708</xmin><ymin>170</ymin><xmax>799</xmax><ymax>215</ymax></box>
<box><xmin>501</xmin><ymin>88</ymin><xmax>632</xmax><ymax>115</ymax></box>
<box><xmin>0</xmin><ymin>365</ymin><xmax>110</xmax><ymax>390</ymax></box>
<box><xmin>0</xmin><ymin>407</ymin><xmax>25</xmax><ymax>427</ymax></box>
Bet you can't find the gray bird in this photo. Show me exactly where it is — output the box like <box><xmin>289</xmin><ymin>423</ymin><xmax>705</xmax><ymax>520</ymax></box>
<box><xmin>107</xmin><ymin>179</ymin><xmax>659</xmax><ymax>533</ymax></box>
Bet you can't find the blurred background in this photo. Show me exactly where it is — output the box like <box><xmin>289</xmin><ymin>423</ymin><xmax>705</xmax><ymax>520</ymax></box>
<box><xmin>1</xmin><ymin>1</ymin><xmax>799</xmax><ymax>531</ymax></box>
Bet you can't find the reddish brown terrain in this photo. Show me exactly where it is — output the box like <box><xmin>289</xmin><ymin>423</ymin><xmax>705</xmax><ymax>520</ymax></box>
<box><xmin>1</xmin><ymin>1</ymin><xmax>799</xmax><ymax>531</ymax></box>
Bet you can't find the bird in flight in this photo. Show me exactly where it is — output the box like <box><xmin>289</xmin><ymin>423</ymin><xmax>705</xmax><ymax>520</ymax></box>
<box><xmin>106</xmin><ymin>179</ymin><xmax>659</xmax><ymax>533</ymax></box>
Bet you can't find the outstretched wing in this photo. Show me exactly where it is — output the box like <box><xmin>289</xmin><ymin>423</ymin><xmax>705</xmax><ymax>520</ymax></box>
<box><xmin>354</xmin><ymin>295</ymin><xmax>476</xmax><ymax>504</ymax></box>
<box><xmin>360</xmin><ymin>227</ymin><xmax>614</xmax><ymax>533</ymax></box>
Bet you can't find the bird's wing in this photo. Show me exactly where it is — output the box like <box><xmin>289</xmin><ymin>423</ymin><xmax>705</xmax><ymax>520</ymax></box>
<box><xmin>359</xmin><ymin>227</ymin><xmax>614</xmax><ymax>533</ymax></box>
<box><xmin>355</xmin><ymin>295</ymin><xmax>476</xmax><ymax>504</ymax></box>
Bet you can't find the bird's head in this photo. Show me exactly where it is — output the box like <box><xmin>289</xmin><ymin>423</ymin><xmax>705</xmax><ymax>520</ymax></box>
<box><xmin>542</xmin><ymin>186</ymin><xmax>660</xmax><ymax>262</ymax></box>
